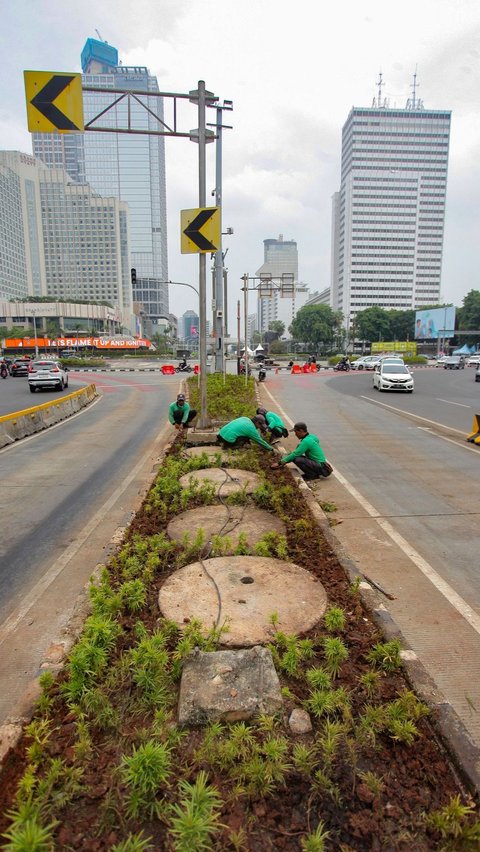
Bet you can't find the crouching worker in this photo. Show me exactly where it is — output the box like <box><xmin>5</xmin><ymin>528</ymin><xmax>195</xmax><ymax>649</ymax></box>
<box><xmin>217</xmin><ymin>416</ymin><xmax>275</xmax><ymax>452</ymax></box>
<box><xmin>270</xmin><ymin>422</ymin><xmax>333</xmax><ymax>481</ymax></box>
<box><xmin>168</xmin><ymin>393</ymin><xmax>197</xmax><ymax>430</ymax></box>
<box><xmin>256</xmin><ymin>407</ymin><xmax>289</xmax><ymax>443</ymax></box>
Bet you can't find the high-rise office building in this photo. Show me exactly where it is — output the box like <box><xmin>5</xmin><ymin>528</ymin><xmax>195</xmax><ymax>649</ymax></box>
<box><xmin>0</xmin><ymin>151</ymin><xmax>131</xmax><ymax>321</ymax></box>
<box><xmin>0</xmin><ymin>151</ymin><xmax>45</xmax><ymax>300</ymax></box>
<box><xmin>33</xmin><ymin>37</ymin><xmax>169</xmax><ymax>323</ymax></box>
<box><xmin>256</xmin><ymin>235</ymin><xmax>308</xmax><ymax>334</ymax></box>
<box><xmin>331</xmin><ymin>99</ymin><xmax>451</xmax><ymax>328</ymax></box>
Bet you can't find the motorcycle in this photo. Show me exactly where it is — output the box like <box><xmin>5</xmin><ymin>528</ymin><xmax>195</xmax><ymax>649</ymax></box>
<box><xmin>0</xmin><ymin>362</ymin><xmax>8</xmax><ymax>379</ymax></box>
<box><xmin>257</xmin><ymin>367</ymin><xmax>266</xmax><ymax>382</ymax></box>
<box><xmin>175</xmin><ymin>363</ymin><xmax>193</xmax><ymax>373</ymax></box>
<box><xmin>334</xmin><ymin>360</ymin><xmax>351</xmax><ymax>372</ymax></box>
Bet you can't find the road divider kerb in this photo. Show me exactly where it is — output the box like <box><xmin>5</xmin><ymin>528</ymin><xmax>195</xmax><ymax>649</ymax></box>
<box><xmin>0</xmin><ymin>384</ymin><xmax>97</xmax><ymax>448</ymax></box>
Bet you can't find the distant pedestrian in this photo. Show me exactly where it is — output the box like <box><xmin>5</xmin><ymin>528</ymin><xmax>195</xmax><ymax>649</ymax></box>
<box><xmin>270</xmin><ymin>422</ymin><xmax>333</xmax><ymax>481</ymax></box>
<box><xmin>256</xmin><ymin>407</ymin><xmax>289</xmax><ymax>442</ymax></box>
<box><xmin>168</xmin><ymin>393</ymin><xmax>197</xmax><ymax>430</ymax></box>
<box><xmin>217</xmin><ymin>416</ymin><xmax>275</xmax><ymax>452</ymax></box>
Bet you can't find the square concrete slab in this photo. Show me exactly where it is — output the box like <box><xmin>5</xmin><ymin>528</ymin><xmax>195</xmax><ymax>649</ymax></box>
<box><xmin>178</xmin><ymin>646</ymin><xmax>283</xmax><ymax>726</ymax></box>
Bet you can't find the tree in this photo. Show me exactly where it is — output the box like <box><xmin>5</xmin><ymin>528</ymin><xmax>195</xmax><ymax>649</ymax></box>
<box><xmin>289</xmin><ymin>305</ymin><xmax>341</xmax><ymax>352</ymax></box>
<box><xmin>269</xmin><ymin>339</ymin><xmax>287</xmax><ymax>354</ymax></box>
<box><xmin>355</xmin><ymin>306</ymin><xmax>391</xmax><ymax>343</ymax></box>
<box><xmin>387</xmin><ymin>309</ymin><xmax>416</xmax><ymax>341</ymax></box>
<box><xmin>268</xmin><ymin>320</ymin><xmax>285</xmax><ymax>337</ymax></box>
<box><xmin>460</xmin><ymin>290</ymin><xmax>480</xmax><ymax>330</ymax></box>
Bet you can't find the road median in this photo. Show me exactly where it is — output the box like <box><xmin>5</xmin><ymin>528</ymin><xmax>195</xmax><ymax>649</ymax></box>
<box><xmin>0</xmin><ymin>384</ymin><xmax>98</xmax><ymax>448</ymax></box>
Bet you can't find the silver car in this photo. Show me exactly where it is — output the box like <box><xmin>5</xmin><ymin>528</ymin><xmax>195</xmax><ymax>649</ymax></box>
<box><xmin>28</xmin><ymin>359</ymin><xmax>69</xmax><ymax>393</ymax></box>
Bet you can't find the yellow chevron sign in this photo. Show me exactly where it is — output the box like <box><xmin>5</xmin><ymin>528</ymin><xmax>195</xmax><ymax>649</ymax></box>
<box><xmin>181</xmin><ymin>207</ymin><xmax>220</xmax><ymax>254</ymax></box>
<box><xmin>24</xmin><ymin>71</ymin><xmax>84</xmax><ymax>133</ymax></box>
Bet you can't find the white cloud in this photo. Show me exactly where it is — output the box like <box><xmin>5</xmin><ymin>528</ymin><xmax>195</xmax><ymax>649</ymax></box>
<box><xmin>2</xmin><ymin>0</ymin><xmax>480</xmax><ymax>317</ymax></box>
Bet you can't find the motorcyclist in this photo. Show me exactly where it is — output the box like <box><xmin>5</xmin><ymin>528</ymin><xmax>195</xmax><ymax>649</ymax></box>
<box><xmin>179</xmin><ymin>358</ymin><xmax>187</xmax><ymax>370</ymax></box>
<box><xmin>0</xmin><ymin>359</ymin><xmax>8</xmax><ymax>378</ymax></box>
<box><xmin>337</xmin><ymin>355</ymin><xmax>350</xmax><ymax>371</ymax></box>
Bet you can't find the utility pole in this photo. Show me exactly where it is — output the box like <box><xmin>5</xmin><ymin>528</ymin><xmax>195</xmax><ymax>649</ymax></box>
<box><xmin>196</xmin><ymin>81</ymin><xmax>208</xmax><ymax>427</ymax></box>
<box><xmin>210</xmin><ymin>100</ymin><xmax>233</xmax><ymax>374</ymax></box>
<box><xmin>237</xmin><ymin>299</ymin><xmax>241</xmax><ymax>375</ymax></box>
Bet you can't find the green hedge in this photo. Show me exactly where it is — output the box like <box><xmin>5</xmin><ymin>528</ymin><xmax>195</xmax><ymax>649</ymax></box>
<box><xmin>187</xmin><ymin>373</ymin><xmax>256</xmax><ymax>421</ymax></box>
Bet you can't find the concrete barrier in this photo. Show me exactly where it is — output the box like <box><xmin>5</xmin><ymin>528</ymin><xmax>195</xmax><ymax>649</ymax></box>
<box><xmin>0</xmin><ymin>384</ymin><xmax>98</xmax><ymax>448</ymax></box>
<box><xmin>467</xmin><ymin>414</ymin><xmax>480</xmax><ymax>445</ymax></box>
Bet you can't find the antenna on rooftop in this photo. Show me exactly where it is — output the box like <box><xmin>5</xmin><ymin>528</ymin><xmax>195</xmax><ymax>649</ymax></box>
<box><xmin>372</xmin><ymin>70</ymin><xmax>386</xmax><ymax>108</ymax></box>
<box><xmin>406</xmin><ymin>66</ymin><xmax>423</xmax><ymax>110</ymax></box>
<box><xmin>95</xmin><ymin>29</ymin><xmax>105</xmax><ymax>41</ymax></box>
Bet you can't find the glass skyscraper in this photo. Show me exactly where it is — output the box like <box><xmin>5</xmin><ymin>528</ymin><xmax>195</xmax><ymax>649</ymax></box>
<box><xmin>331</xmin><ymin>103</ymin><xmax>451</xmax><ymax>326</ymax></box>
<box><xmin>33</xmin><ymin>37</ymin><xmax>169</xmax><ymax>323</ymax></box>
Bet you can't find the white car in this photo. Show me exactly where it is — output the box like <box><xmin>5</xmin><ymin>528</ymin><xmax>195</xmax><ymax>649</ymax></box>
<box><xmin>28</xmin><ymin>359</ymin><xmax>69</xmax><ymax>393</ymax></box>
<box><xmin>467</xmin><ymin>354</ymin><xmax>480</xmax><ymax>367</ymax></box>
<box><xmin>351</xmin><ymin>355</ymin><xmax>383</xmax><ymax>370</ymax></box>
<box><xmin>435</xmin><ymin>356</ymin><xmax>447</xmax><ymax>367</ymax></box>
<box><xmin>373</xmin><ymin>362</ymin><xmax>414</xmax><ymax>393</ymax></box>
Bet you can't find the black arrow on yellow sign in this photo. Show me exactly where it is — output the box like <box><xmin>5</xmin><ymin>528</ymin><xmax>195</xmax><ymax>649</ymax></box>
<box><xmin>183</xmin><ymin>209</ymin><xmax>218</xmax><ymax>251</ymax></box>
<box><xmin>31</xmin><ymin>75</ymin><xmax>80</xmax><ymax>131</ymax></box>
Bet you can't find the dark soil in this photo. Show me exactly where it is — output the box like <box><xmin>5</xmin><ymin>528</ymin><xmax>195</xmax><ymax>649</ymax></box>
<box><xmin>0</xmin><ymin>442</ymin><xmax>478</xmax><ymax>850</ymax></box>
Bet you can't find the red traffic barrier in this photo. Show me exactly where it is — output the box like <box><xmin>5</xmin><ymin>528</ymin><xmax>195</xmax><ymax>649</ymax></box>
<box><xmin>161</xmin><ymin>364</ymin><xmax>175</xmax><ymax>375</ymax></box>
<box><xmin>309</xmin><ymin>364</ymin><xmax>318</xmax><ymax>373</ymax></box>
<box><xmin>291</xmin><ymin>365</ymin><xmax>302</xmax><ymax>374</ymax></box>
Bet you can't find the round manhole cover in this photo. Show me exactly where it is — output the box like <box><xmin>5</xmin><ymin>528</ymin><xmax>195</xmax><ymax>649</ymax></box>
<box><xmin>158</xmin><ymin>556</ymin><xmax>328</xmax><ymax>646</ymax></box>
<box><xmin>178</xmin><ymin>468</ymin><xmax>262</xmax><ymax>495</ymax></box>
<box><xmin>167</xmin><ymin>506</ymin><xmax>286</xmax><ymax>547</ymax></box>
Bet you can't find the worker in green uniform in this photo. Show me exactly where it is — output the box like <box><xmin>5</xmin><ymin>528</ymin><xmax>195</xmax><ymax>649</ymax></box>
<box><xmin>256</xmin><ymin>407</ymin><xmax>289</xmax><ymax>442</ymax></box>
<box><xmin>217</xmin><ymin>416</ymin><xmax>275</xmax><ymax>451</ymax></box>
<box><xmin>270</xmin><ymin>422</ymin><xmax>332</xmax><ymax>480</ymax></box>
<box><xmin>168</xmin><ymin>393</ymin><xmax>197</xmax><ymax>430</ymax></box>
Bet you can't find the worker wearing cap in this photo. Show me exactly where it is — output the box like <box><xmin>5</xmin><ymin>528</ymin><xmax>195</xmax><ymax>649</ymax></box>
<box><xmin>168</xmin><ymin>393</ymin><xmax>197</xmax><ymax>430</ymax></box>
<box><xmin>270</xmin><ymin>422</ymin><xmax>332</xmax><ymax>481</ymax></box>
<box><xmin>256</xmin><ymin>407</ymin><xmax>288</xmax><ymax>442</ymax></box>
<box><xmin>217</xmin><ymin>416</ymin><xmax>275</xmax><ymax>451</ymax></box>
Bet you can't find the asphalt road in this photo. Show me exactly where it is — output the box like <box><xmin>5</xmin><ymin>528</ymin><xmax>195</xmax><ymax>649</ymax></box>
<box><xmin>265</xmin><ymin>366</ymin><xmax>480</xmax><ymax>603</ymax></box>
<box><xmin>0</xmin><ymin>370</ymin><xmax>181</xmax><ymax>724</ymax></box>
<box><xmin>0</xmin><ymin>371</ymin><xmax>81</xmax><ymax>416</ymax></box>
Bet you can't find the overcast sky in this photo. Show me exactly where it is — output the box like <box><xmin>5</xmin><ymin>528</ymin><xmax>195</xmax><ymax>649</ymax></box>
<box><xmin>1</xmin><ymin>0</ymin><xmax>480</xmax><ymax>328</ymax></box>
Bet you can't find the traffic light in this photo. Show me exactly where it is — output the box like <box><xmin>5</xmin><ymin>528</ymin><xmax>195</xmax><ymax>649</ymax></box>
<box><xmin>131</xmin><ymin>268</ymin><xmax>137</xmax><ymax>285</ymax></box>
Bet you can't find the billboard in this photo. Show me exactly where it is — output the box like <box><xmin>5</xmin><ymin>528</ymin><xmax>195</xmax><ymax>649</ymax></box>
<box><xmin>414</xmin><ymin>307</ymin><xmax>456</xmax><ymax>340</ymax></box>
<box><xmin>371</xmin><ymin>341</ymin><xmax>417</xmax><ymax>356</ymax></box>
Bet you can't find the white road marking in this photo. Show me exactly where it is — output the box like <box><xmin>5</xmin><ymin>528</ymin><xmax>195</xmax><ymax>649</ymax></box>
<box><xmin>436</xmin><ymin>398</ymin><xmax>471</xmax><ymax>408</ymax></box>
<box><xmin>265</xmin><ymin>383</ymin><xmax>480</xmax><ymax>636</ymax></box>
<box><xmin>360</xmin><ymin>395</ymin><xmax>467</xmax><ymax>435</ymax></box>
<box><xmin>0</xmin><ymin>420</ymin><xmax>171</xmax><ymax>646</ymax></box>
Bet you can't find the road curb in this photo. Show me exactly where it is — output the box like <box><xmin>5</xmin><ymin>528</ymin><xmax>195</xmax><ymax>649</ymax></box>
<box><xmin>296</xmin><ymin>476</ymin><xmax>480</xmax><ymax>795</ymax></box>
<box><xmin>0</xmin><ymin>428</ymin><xmax>178</xmax><ymax>768</ymax></box>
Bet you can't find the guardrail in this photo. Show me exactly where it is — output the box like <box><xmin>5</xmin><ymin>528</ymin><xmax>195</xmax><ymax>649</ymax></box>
<box><xmin>0</xmin><ymin>384</ymin><xmax>98</xmax><ymax>449</ymax></box>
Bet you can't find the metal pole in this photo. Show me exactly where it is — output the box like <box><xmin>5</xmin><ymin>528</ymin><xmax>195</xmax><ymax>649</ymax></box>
<box><xmin>32</xmin><ymin>311</ymin><xmax>38</xmax><ymax>358</ymax></box>
<box><xmin>243</xmin><ymin>274</ymin><xmax>248</xmax><ymax>387</ymax></box>
<box><xmin>214</xmin><ymin>105</ymin><xmax>224</xmax><ymax>373</ymax></box>
<box><xmin>198</xmin><ymin>80</ymin><xmax>208</xmax><ymax>427</ymax></box>
<box><xmin>237</xmin><ymin>299</ymin><xmax>241</xmax><ymax>376</ymax></box>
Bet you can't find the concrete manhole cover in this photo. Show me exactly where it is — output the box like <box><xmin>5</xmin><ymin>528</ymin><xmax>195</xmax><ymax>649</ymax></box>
<box><xmin>178</xmin><ymin>468</ymin><xmax>262</xmax><ymax>495</ymax></box>
<box><xmin>167</xmin><ymin>506</ymin><xmax>286</xmax><ymax>547</ymax></box>
<box><xmin>158</xmin><ymin>555</ymin><xmax>328</xmax><ymax>646</ymax></box>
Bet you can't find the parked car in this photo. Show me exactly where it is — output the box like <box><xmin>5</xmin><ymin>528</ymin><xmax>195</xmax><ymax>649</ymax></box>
<box><xmin>28</xmin><ymin>359</ymin><xmax>69</xmax><ymax>392</ymax></box>
<box><xmin>373</xmin><ymin>362</ymin><xmax>414</xmax><ymax>392</ymax></box>
<box><xmin>351</xmin><ymin>355</ymin><xmax>383</xmax><ymax>371</ymax></box>
<box><xmin>10</xmin><ymin>357</ymin><xmax>31</xmax><ymax>377</ymax></box>
<box><xmin>476</xmin><ymin>364</ymin><xmax>480</xmax><ymax>383</ymax></box>
<box><xmin>467</xmin><ymin>354</ymin><xmax>480</xmax><ymax>367</ymax></box>
<box><xmin>443</xmin><ymin>356</ymin><xmax>465</xmax><ymax>370</ymax></box>
<box><xmin>435</xmin><ymin>356</ymin><xmax>447</xmax><ymax>367</ymax></box>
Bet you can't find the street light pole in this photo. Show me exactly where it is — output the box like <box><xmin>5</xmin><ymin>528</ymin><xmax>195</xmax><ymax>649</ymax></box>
<box><xmin>32</xmin><ymin>310</ymin><xmax>39</xmax><ymax>358</ymax></box>
<box><xmin>197</xmin><ymin>81</ymin><xmax>208</xmax><ymax>427</ymax></box>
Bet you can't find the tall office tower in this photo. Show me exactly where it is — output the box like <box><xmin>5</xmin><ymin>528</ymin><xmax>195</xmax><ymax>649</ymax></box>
<box><xmin>181</xmin><ymin>309</ymin><xmax>199</xmax><ymax>344</ymax></box>
<box><xmin>39</xmin><ymin>168</ymin><xmax>130</xmax><ymax>312</ymax></box>
<box><xmin>256</xmin><ymin>235</ymin><xmax>306</xmax><ymax>334</ymax></box>
<box><xmin>331</xmin><ymin>96</ymin><xmax>451</xmax><ymax>328</ymax></box>
<box><xmin>0</xmin><ymin>151</ymin><xmax>46</xmax><ymax>300</ymax></box>
<box><xmin>33</xmin><ymin>37</ymin><xmax>169</xmax><ymax>324</ymax></box>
